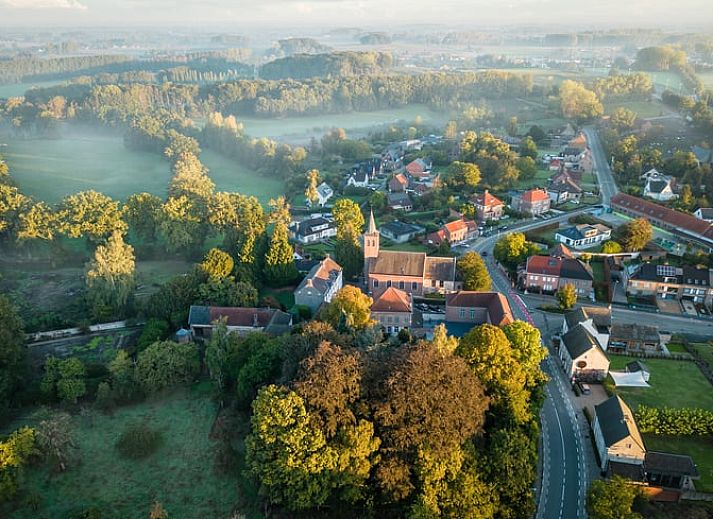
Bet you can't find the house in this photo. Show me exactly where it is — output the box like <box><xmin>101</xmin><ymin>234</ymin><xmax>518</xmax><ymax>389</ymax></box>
<box><xmin>559</xmin><ymin>323</ymin><xmax>610</xmax><ymax>381</ymax></box>
<box><xmin>371</xmin><ymin>286</ymin><xmax>412</xmax><ymax>335</ymax></box>
<box><xmin>428</xmin><ymin>218</ymin><xmax>478</xmax><ymax>246</ymax></box>
<box><xmin>511</xmin><ymin>188</ymin><xmax>551</xmax><ymax>216</ymax></box>
<box><xmin>473</xmin><ymin>190</ymin><xmax>505</xmax><ymax>222</ymax></box>
<box><xmin>593</xmin><ymin>396</ymin><xmax>646</xmax><ymax>471</ymax></box>
<box><xmin>521</xmin><ymin>255</ymin><xmax>594</xmax><ymax>297</ymax></box>
<box><xmin>642</xmin><ymin>169</ymin><xmax>677</xmax><ymax>202</ymax></box>
<box><xmin>627</xmin><ymin>263</ymin><xmax>713</xmax><ymax>304</ymax></box>
<box><xmin>555</xmin><ymin>223</ymin><xmax>612</xmax><ymax>249</ymax></box>
<box><xmin>643</xmin><ymin>452</ymin><xmax>699</xmax><ymax>492</ymax></box>
<box><xmin>549</xmin><ymin>172</ymin><xmax>583</xmax><ymax>204</ymax></box>
<box><xmin>562</xmin><ymin>306</ymin><xmax>612</xmax><ymax>350</ymax></box>
<box><xmin>290</xmin><ymin>216</ymin><xmax>337</xmax><ymax>244</ymax></box>
<box><xmin>346</xmin><ymin>170</ymin><xmax>370</xmax><ymax>188</ymax></box>
<box><xmin>405</xmin><ymin>158</ymin><xmax>432</xmax><ymax>179</ymax></box>
<box><xmin>364</xmin><ymin>210</ymin><xmax>462</xmax><ymax>297</ymax></box>
<box><xmin>694</xmin><ymin>207</ymin><xmax>713</xmax><ymax>222</ymax></box>
<box><xmin>312</xmin><ymin>182</ymin><xmax>334</xmax><ymax>207</ymax></box>
<box><xmin>387</xmin><ymin>192</ymin><xmax>413</xmax><ymax>212</ymax></box>
<box><xmin>551</xmin><ymin>243</ymin><xmax>575</xmax><ymax>259</ymax></box>
<box><xmin>444</xmin><ymin>291</ymin><xmax>514</xmax><ymax>336</ymax></box>
<box><xmin>188</xmin><ymin>305</ymin><xmax>292</xmax><ymax>339</ymax></box>
<box><xmin>294</xmin><ymin>257</ymin><xmax>343</xmax><ymax>314</ymax></box>
<box><xmin>389</xmin><ymin>173</ymin><xmax>409</xmax><ymax>192</ymax></box>
<box><xmin>379</xmin><ymin>220</ymin><xmax>425</xmax><ymax>243</ymax></box>
<box><xmin>625</xmin><ymin>360</ymin><xmax>651</xmax><ymax>382</ymax></box>
<box><xmin>611</xmin><ymin>193</ymin><xmax>713</xmax><ymax>250</ymax></box>
<box><xmin>610</xmin><ymin>325</ymin><xmax>662</xmax><ymax>354</ymax></box>
<box><xmin>691</xmin><ymin>145</ymin><xmax>713</xmax><ymax>167</ymax></box>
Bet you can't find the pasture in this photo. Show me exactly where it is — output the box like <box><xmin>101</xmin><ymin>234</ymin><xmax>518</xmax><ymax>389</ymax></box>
<box><xmin>1</xmin><ymin>132</ymin><xmax>282</xmax><ymax>204</ymax></box>
<box><xmin>0</xmin><ymin>80</ymin><xmax>66</xmax><ymax>99</ymax></box>
<box><xmin>2</xmin><ymin>386</ymin><xmax>255</xmax><ymax>519</ymax></box>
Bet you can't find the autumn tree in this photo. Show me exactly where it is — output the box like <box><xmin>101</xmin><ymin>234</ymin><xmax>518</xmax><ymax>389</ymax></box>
<box><xmin>85</xmin><ymin>230</ymin><xmax>136</xmax><ymax>319</ymax></box>
<box><xmin>493</xmin><ymin>232</ymin><xmax>539</xmax><ymax>270</ymax></box>
<box><xmin>16</xmin><ymin>201</ymin><xmax>56</xmax><ymax>241</ymax></box>
<box><xmin>125</xmin><ymin>192</ymin><xmax>162</xmax><ymax>242</ymax></box>
<box><xmin>617</xmin><ymin>217</ymin><xmax>652</xmax><ymax>252</ymax></box>
<box><xmin>34</xmin><ymin>410</ymin><xmax>76</xmax><ymax>472</ymax></box>
<box><xmin>199</xmin><ymin>248</ymin><xmax>234</xmax><ymax>280</ymax></box>
<box><xmin>197</xmin><ymin>277</ymin><xmax>258</xmax><ymax>307</ymax></box>
<box><xmin>136</xmin><ymin>341</ymin><xmax>200</xmax><ymax>393</ymax></box>
<box><xmin>610</xmin><ymin>107</ymin><xmax>637</xmax><ymax>133</ymax></box>
<box><xmin>264</xmin><ymin>207</ymin><xmax>298</xmax><ymax>287</ymax></box>
<box><xmin>168</xmin><ymin>151</ymin><xmax>214</xmax><ymax>201</ymax></box>
<box><xmin>321</xmin><ymin>285</ymin><xmax>374</xmax><ymax>331</ymax></box>
<box><xmin>587</xmin><ymin>477</ymin><xmax>642</xmax><ymax>519</ymax></box>
<box><xmin>0</xmin><ymin>426</ymin><xmax>36</xmax><ymax>502</ymax></box>
<box><xmin>305</xmin><ymin>169</ymin><xmax>320</xmax><ymax>206</ymax></box>
<box><xmin>156</xmin><ymin>195</ymin><xmax>204</xmax><ymax>253</ymax></box>
<box><xmin>519</xmin><ymin>136</ymin><xmax>538</xmax><ymax>159</ymax></box>
<box><xmin>502</xmin><ymin>320</ymin><xmax>548</xmax><ymax>390</ymax></box>
<box><xmin>457</xmin><ymin>251</ymin><xmax>492</xmax><ymax>291</ymax></box>
<box><xmin>332</xmin><ymin>198</ymin><xmax>366</xmax><ymax>279</ymax></box>
<box><xmin>559</xmin><ymin>80</ymin><xmax>604</xmax><ymax>121</ymax></box>
<box><xmin>601</xmin><ymin>240</ymin><xmax>623</xmax><ymax>254</ymax></box>
<box><xmin>446</xmin><ymin>161</ymin><xmax>481</xmax><ymax>191</ymax></box>
<box><xmin>57</xmin><ymin>190</ymin><xmax>127</xmax><ymax>241</ymax></box>
<box><xmin>556</xmin><ymin>283</ymin><xmax>577</xmax><ymax>310</ymax></box>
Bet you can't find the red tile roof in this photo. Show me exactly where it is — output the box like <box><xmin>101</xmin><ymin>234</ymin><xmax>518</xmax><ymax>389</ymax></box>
<box><xmin>473</xmin><ymin>190</ymin><xmax>504</xmax><ymax>208</ymax></box>
<box><xmin>526</xmin><ymin>255</ymin><xmax>562</xmax><ymax>276</ymax></box>
<box><xmin>371</xmin><ymin>287</ymin><xmax>412</xmax><ymax>313</ymax></box>
<box><xmin>444</xmin><ymin>219</ymin><xmax>468</xmax><ymax>233</ymax></box>
<box><xmin>392</xmin><ymin>173</ymin><xmax>408</xmax><ymax>186</ymax></box>
<box><xmin>445</xmin><ymin>291</ymin><xmax>514</xmax><ymax>326</ymax></box>
<box><xmin>521</xmin><ymin>188</ymin><xmax>549</xmax><ymax>203</ymax></box>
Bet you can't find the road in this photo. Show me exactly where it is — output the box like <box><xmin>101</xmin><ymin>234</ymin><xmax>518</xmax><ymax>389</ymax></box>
<box><xmin>469</xmin><ymin>224</ymin><xmax>588</xmax><ymax>519</ymax></box>
<box><xmin>583</xmin><ymin>126</ymin><xmax>619</xmax><ymax>207</ymax></box>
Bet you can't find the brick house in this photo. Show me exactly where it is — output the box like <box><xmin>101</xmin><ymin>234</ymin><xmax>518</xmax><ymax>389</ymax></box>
<box><xmin>293</xmin><ymin>257</ymin><xmax>342</xmax><ymax>314</ymax></box>
<box><xmin>472</xmin><ymin>190</ymin><xmax>504</xmax><ymax>222</ymax></box>
<box><xmin>371</xmin><ymin>286</ymin><xmax>412</xmax><ymax>335</ymax></box>
<box><xmin>511</xmin><ymin>188</ymin><xmax>551</xmax><ymax>216</ymax></box>
<box><xmin>520</xmin><ymin>255</ymin><xmax>594</xmax><ymax>297</ymax></box>
<box><xmin>445</xmin><ymin>292</ymin><xmax>514</xmax><ymax>327</ymax></box>
<box><xmin>188</xmin><ymin>306</ymin><xmax>292</xmax><ymax>339</ymax></box>
<box><xmin>427</xmin><ymin>218</ymin><xmax>478</xmax><ymax>246</ymax></box>
<box><xmin>389</xmin><ymin>173</ymin><xmax>409</xmax><ymax>192</ymax></box>
<box><xmin>627</xmin><ymin>263</ymin><xmax>713</xmax><ymax>305</ymax></box>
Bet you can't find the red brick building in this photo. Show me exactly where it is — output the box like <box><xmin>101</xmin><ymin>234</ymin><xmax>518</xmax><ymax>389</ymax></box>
<box><xmin>371</xmin><ymin>286</ymin><xmax>412</xmax><ymax>335</ymax></box>
<box><xmin>512</xmin><ymin>188</ymin><xmax>551</xmax><ymax>216</ymax></box>
<box><xmin>520</xmin><ymin>255</ymin><xmax>594</xmax><ymax>297</ymax></box>
<box><xmin>473</xmin><ymin>190</ymin><xmax>504</xmax><ymax>222</ymax></box>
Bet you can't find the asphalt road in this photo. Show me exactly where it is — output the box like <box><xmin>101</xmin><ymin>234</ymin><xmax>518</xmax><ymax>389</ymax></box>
<box><xmin>583</xmin><ymin>126</ymin><xmax>619</xmax><ymax>207</ymax></box>
<box><xmin>469</xmin><ymin>226</ymin><xmax>588</xmax><ymax>519</ymax></box>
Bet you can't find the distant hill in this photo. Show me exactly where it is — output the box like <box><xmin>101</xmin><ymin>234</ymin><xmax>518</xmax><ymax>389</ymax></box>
<box><xmin>260</xmin><ymin>51</ymin><xmax>393</xmax><ymax>80</ymax></box>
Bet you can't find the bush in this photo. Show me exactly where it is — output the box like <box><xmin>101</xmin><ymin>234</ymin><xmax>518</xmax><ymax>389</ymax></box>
<box><xmin>115</xmin><ymin>422</ymin><xmax>163</xmax><ymax>459</ymax></box>
<box><xmin>635</xmin><ymin>405</ymin><xmax>713</xmax><ymax>436</ymax></box>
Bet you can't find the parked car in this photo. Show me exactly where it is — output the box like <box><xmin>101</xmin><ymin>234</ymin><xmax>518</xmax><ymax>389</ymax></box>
<box><xmin>578</xmin><ymin>382</ymin><xmax>591</xmax><ymax>395</ymax></box>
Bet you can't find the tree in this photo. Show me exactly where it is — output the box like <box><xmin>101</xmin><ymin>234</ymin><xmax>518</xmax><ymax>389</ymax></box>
<box><xmin>601</xmin><ymin>240</ymin><xmax>623</xmax><ymax>254</ymax></box>
<box><xmin>526</xmin><ymin>125</ymin><xmax>547</xmax><ymax>144</ymax></box>
<box><xmin>444</xmin><ymin>120</ymin><xmax>458</xmax><ymax>140</ymax></box>
<box><xmin>507</xmin><ymin>116</ymin><xmax>519</xmax><ymax>137</ymax></box>
<box><xmin>205</xmin><ymin>319</ymin><xmax>231</xmax><ymax>398</ymax></box>
<box><xmin>264</xmin><ymin>219</ymin><xmax>298</xmax><ymax>287</ymax></box>
<box><xmin>0</xmin><ymin>295</ymin><xmax>26</xmax><ymax>415</ymax></box>
<box><xmin>149</xmin><ymin>501</ymin><xmax>170</xmax><ymax>519</ymax></box>
<box><xmin>335</xmin><ymin>227</ymin><xmax>364</xmax><ymax>280</ymax></box>
<box><xmin>17</xmin><ymin>201</ymin><xmax>56</xmax><ymax>241</ymax></box>
<box><xmin>125</xmin><ymin>192</ymin><xmax>161</xmax><ymax>242</ymax></box>
<box><xmin>136</xmin><ymin>341</ymin><xmax>200</xmax><ymax>393</ymax></box>
<box><xmin>446</xmin><ymin>161</ymin><xmax>481</xmax><ymax>190</ymax></box>
<box><xmin>168</xmin><ymin>151</ymin><xmax>214</xmax><ymax>201</ymax></box>
<box><xmin>156</xmin><ymin>195</ymin><xmax>205</xmax><ymax>253</ymax></box>
<box><xmin>502</xmin><ymin>320</ymin><xmax>548</xmax><ymax>390</ymax></box>
<box><xmin>516</xmin><ymin>156</ymin><xmax>538</xmax><ymax>181</ymax></box>
<box><xmin>199</xmin><ymin>248</ymin><xmax>234</xmax><ymax>280</ymax></box>
<box><xmin>617</xmin><ymin>218</ymin><xmax>652</xmax><ymax>252</ymax></box>
<box><xmin>519</xmin><ymin>136</ymin><xmax>538</xmax><ymax>159</ymax></box>
<box><xmin>34</xmin><ymin>410</ymin><xmax>76</xmax><ymax>472</ymax></box>
<box><xmin>556</xmin><ymin>283</ymin><xmax>577</xmax><ymax>310</ymax></box>
<box><xmin>137</xmin><ymin>318</ymin><xmax>170</xmax><ymax>352</ymax></box>
<box><xmin>198</xmin><ymin>277</ymin><xmax>258</xmax><ymax>307</ymax></box>
<box><xmin>610</xmin><ymin>107</ymin><xmax>637</xmax><ymax>133</ymax></box>
<box><xmin>305</xmin><ymin>169</ymin><xmax>320</xmax><ymax>206</ymax></box>
<box><xmin>57</xmin><ymin>190</ymin><xmax>127</xmax><ymax>241</ymax></box>
<box><xmin>109</xmin><ymin>349</ymin><xmax>137</xmax><ymax>402</ymax></box>
<box><xmin>559</xmin><ymin>80</ymin><xmax>604</xmax><ymax>121</ymax></box>
<box><xmin>41</xmin><ymin>357</ymin><xmax>87</xmax><ymax>404</ymax></box>
<box><xmin>0</xmin><ymin>426</ymin><xmax>36</xmax><ymax>502</ymax></box>
<box><xmin>245</xmin><ymin>385</ymin><xmax>338</xmax><ymax>510</ymax></box>
<box><xmin>321</xmin><ymin>285</ymin><xmax>374</xmax><ymax>331</ymax></box>
<box><xmin>493</xmin><ymin>232</ymin><xmax>539</xmax><ymax>270</ymax></box>
<box><xmin>333</xmin><ymin>198</ymin><xmax>365</xmax><ymax>238</ymax></box>
<box><xmin>457</xmin><ymin>252</ymin><xmax>492</xmax><ymax>291</ymax></box>
<box><xmin>85</xmin><ymin>230</ymin><xmax>136</xmax><ymax>319</ymax></box>
<box><xmin>233</xmin><ymin>333</ymin><xmax>285</xmax><ymax>408</ymax></box>
<box><xmin>587</xmin><ymin>477</ymin><xmax>641</xmax><ymax>519</ymax></box>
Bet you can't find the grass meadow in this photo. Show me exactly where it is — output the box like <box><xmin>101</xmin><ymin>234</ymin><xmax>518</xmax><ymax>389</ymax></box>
<box><xmin>3</xmin><ymin>386</ymin><xmax>256</xmax><ymax>519</ymax></box>
<box><xmin>1</xmin><ymin>133</ymin><xmax>283</xmax><ymax>204</ymax></box>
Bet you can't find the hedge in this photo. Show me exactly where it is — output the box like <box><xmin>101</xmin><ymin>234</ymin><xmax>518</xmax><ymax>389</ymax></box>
<box><xmin>635</xmin><ymin>405</ymin><xmax>713</xmax><ymax>436</ymax></box>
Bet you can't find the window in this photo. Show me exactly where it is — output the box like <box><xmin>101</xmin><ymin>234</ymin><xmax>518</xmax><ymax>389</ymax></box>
<box><xmin>399</xmin><ymin>281</ymin><xmax>405</xmax><ymax>290</ymax></box>
<box><xmin>439</xmin><ymin>280</ymin><xmax>444</xmax><ymax>288</ymax></box>
<box><xmin>412</xmin><ymin>282</ymin><xmax>418</xmax><ymax>291</ymax></box>
<box><xmin>470</xmin><ymin>309</ymin><xmax>476</xmax><ymax>319</ymax></box>
<box><xmin>373</xmin><ymin>280</ymin><xmax>379</xmax><ymax>288</ymax></box>
<box><xmin>459</xmin><ymin>308</ymin><xmax>466</xmax><ymax>318</ymax></box>
<box><xmin>431</xmin><ymin>280</ymin><xmax>436</xmax><ymax>287</ymax></box>
<box><xmin>387</xmin><ymin>280</ymin><xmax>392</xmax><ymax>288</ymax></box>
<box><xmin>387</xmin><ymin>316</ymin><xmax>393</xmax><ymax>323</ymax></box>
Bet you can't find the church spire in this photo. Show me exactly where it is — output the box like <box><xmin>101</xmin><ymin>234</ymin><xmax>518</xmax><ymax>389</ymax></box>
<box><xmin>368</xmin><ymin>208</ymin><xmax>377</xmax><ymax>234</ymax></box>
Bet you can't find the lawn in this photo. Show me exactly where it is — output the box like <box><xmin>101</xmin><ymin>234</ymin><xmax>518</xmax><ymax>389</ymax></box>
<box><xmin>644</xmin><ymin>434</ymin><xmax>713</xmax><ymax>493</ymax></box>
<box><xmin>3</xmin><ymin>387</ymin><xmax>252</xmax><ymax>519</ymax></box>
<box><xmin>603</xmin><ymin>100</ymin><xmax>668</xmax><ymax>119</ymax></box>
<box><xmin>690</xmin><ymin>342</ymin><xmax>713</xmax><ymax>367</ymax></box>
<box><xmin>514</xmin><ymin>167</ymin><xmax>551</xmax><ymax>190</ymax></box>
<box><xmin>608</xmin><ymin>357</ymin><xmax>713</xmax><ymax>411</ymax></box>
<box><xmin>381</xmin><ymin>240</ymin><xmax>431</xmax><ymax>253</ymax></box>
<box><xmin>0</xmin><ymin>79</ymin><xmax>66</xmax><ymax>98</ymax></box>
<box><xmin>2</xmin><ymin>132</ymin><xmax>281</xmax><ymax>205</ymax></box>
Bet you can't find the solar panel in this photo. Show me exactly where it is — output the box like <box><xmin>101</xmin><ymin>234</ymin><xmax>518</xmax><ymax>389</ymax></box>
<box><xmin>656</xmin><ymin>265</ymin><xmax>677</xmax><ymax>278</ymax></box>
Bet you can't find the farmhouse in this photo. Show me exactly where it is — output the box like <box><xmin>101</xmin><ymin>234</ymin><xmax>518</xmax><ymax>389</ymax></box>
<box><xmin>559</xmin><ymin>323</ymin><xmax>610</xmax><ymax>381</ymax></box>
<box><xmin>188</xmin><ymin>306</ymin><xmax>292</xmax><ymax>339</ymax></box>
<box><xmin>370</xmin><ymin>286</ymin><xmax>412</xmax><ymax>335</ymax></box>
<box><xmin>293</xmin><ymin>257</ymin><xmax>343</xmax><ymax>314</ymax></box>
<box><xmin>555</xmin><ymin>223</ymin><xmax>612</xmax><ymax>249</ymax></box>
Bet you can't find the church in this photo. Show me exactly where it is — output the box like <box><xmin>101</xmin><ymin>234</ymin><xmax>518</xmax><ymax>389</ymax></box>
<box><xmin>363</xmin><ymin>210</ymin><xmax>463</xmax><ymax>297</ymax></box>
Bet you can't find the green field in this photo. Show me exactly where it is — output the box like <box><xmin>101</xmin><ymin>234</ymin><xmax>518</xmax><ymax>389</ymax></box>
<box><xmin>0</xmin><ymin>80</ymin><xmax>66</xmax><ymax>99</ymax></box>
<box><xmin>690</xmin><ymin>342</ymin><xmax>713</xmax><ymax>367</ymax></box>
<box><xmin>603</xmin><ymin>100</ymin><xmax>668</xmax><ymax>119</ymax></box>
<box><xmin>608</xmin><ymin>356</ymin><xmax>713</xmax><ymax>411</ymax></box>
<box><xmin>644</xmin><ymin>434</ymin><xmax>713</xmax><ymax>493</ymax></box>
<box><xmin>649</xmin><ymin>71</ymin><xmax>690</xmax><ymax>94</ymax></box>
<box><xmin>3</xmin><ymin>387</ymin><xmax>250</xmax><ymax>519</ymax></box>
<box><xmin>1</xmin><ymin>133</ymin><xmax>282</xmax><ymax>204</ymax></box>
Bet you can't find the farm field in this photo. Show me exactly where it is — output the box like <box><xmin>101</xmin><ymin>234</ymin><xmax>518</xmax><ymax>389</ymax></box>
<box><xmin>603</xmin><ymin>99</ymin><xmax>669</xmax><ymax>119</ymax></box>
<box><xmin>1</xmin><ymin>133</ymin><xmax>281</xmax><ymax>204</ymax></box>
<box><xmin>1</xmin><ymin>386</ymin><xmax>252</xmax><ymax>519</ymax></box>
<box><xmin>227</xmin><ymin>104</ymin><xmax>447</xmax><ymax>141</ymax></box>
<box><xmin>607</xmin><ymin>356</ymin><xmax>713</xmax><ymax>411</ymax></box>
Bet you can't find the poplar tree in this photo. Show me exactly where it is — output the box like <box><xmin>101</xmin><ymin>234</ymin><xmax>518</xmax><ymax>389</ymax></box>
<box><xmin>86</xmin><ymin>230</ymin><xmax>136</xmax><ymax>319</ymax></box>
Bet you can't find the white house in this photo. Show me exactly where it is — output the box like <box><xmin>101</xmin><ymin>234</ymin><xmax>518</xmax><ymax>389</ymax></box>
<box><xmin>694</xmin><ymin>207</ymin><xmax>713</xmax><ymax>223</ymax></box>
<box><xmin>290</xmin><ymin>216</ymin><xmax>337</xmax><ymax>244</ymax></box>
<box><xmin>315</xmin><ymin>182</ymin><xmax>333</xmax><ymax>207</ymax></box>
<box><xmin>562</xmin><ymin>306</ymin><xmax>612</xmax><ymax>350</ymax></box>
<box><xmin>555</xmin><ymin>224</ymin><xmax>612</xmax><ymax>249</ymax></box>
<box><xmin>592</xmin><ymin>396</ymin><xmax>646</xmax><ymax>471</ymax></box>
<box><xmin>642</xmin><ymin>169</ymin><xmax>677</xmax><ymax>202</ymax></box>
<box><xmin>294</xmin><ymin>257</ymin><xmax>343</xmax><ymax>314</ymax></box>
<box><xmin>346</xmin><ymin>170</ymin><xmax>370</xmax><ymax>188</ymax></box>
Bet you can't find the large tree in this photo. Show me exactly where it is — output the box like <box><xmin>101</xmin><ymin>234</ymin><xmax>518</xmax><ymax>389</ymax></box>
<box><xmin>587</xmin><ymin>477</ymin><xmax>642</xmax><ymax>519</ymax></box>
<box><xmin>332</xmin><ymin>198</ymin><xmax>365</xmax><ymax>239</ymax></box>
<box><xmin>321</xmin><ymin>285</ymin><xmax>374</xmax><ymax>331</ymax></box>
<box><xmin>264</xmin><ymin>219</ymin><xmax>298</xmax><ymax>287</ymax></box>
<box><xmin>493</xmin><ymin>232</ymin><xmax>539</xmax><ymax>271</ymax></box>
<box><xmin>457</xmin><ymin>252</ymin><xmax>492</xmax><ymax>291</ymax></box>
<box><xmin>556</xmin><ymin>283</ymin><xmax>577</xmax><ymax>310</ymax></box>
<box><xmin>86</xmin><ymin>230</ymin><xmax>136</xmax><ymax>319</ymax></box>
<box><xmin>559</xmin><ymin>80</ymin><xmax>603</xmax><ymax>121</ymax></box>
<box><xmin>199</xmin><ymin>248</ymin><xmax>234</xmax><ymax>280</ymax></box>
<box><xmin>57</xmin><ymin>190</ymin><xmax>127</xmax><ymax>241</ymax></box>
<box><xmin>445</xmin><ymin>161</ymin><xmax>481</xmax><ymax>191</ymax></box>
<box><xmin>136</xmin><ymin>341</ymin><xmax>200</xmax><ymax>393</ymax></box>
<box><xmin>168</xmin><ymin>151</ymin><xmax>214</xmax><ymax>201</ymax></box>
<box><xmin>156</xmin><ymin>195</ymin><xmax>205</xmax><ymax>253</ymax></box>
<box><xmin>0</xmin><ymin>295</ymin><xmax>26</xmax><ymax>414</ymax></box>
<box><xmin>124</xmin><ymin>192</ymin><xmax>162</xmax><ymax>242</ymax></box>
<box><xmin>617</xmin><ymin>218</ymin><xmax>652</xmax><ymax>252</ymax></box>
<box><xmin>304</xmin><ymin>169</ymin><xmax>320</xmax><ymax>206</ymax></box>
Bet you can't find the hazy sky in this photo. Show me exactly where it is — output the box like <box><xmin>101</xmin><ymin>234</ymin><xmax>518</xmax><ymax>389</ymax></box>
<box><xmin>1</xmin><ymin>0</ymin><xmax>712</xmax><ymax>28</ymax></box>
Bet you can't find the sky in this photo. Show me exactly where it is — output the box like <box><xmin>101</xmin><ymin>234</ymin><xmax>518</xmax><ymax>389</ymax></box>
<box><xmin>1</xmin><ymin>0</ymin><xmax>712</xmax><ymax>28</ymax></box>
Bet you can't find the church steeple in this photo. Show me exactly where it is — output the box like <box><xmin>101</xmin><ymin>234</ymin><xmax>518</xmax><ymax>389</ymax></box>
<box><xmin>363</xmin><ymin>208</ymin><xmax>380</xmax><ymax>260</ymax></box>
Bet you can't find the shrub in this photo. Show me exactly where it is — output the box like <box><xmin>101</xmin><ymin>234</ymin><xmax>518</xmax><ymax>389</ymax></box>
<box><xmin>115</xmin><ymin>423</ymin><xmax>163</xmax><ymax>459</ymax></box>
<box><xmin>635</xmin><ymin>405</ymin><xmax>713</xmax><ymax>436</ymax></box>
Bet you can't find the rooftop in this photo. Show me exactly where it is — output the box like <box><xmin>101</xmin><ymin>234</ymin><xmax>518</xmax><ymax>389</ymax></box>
<box><xmin>594</xmin><ymin>395</ymin><xmax>645</xmax><ymax>451</ymax></box>
<box><xmin>371</xmin><ymin>286</ymin><xmax>412</xmax><ymax>313</ymax></box>
<box><xmin>445</xmin><ymin>291</ymin><xmax>514</xmax><ymax>326</ymax></box>
<box><xmin>562</xmin><ymin>322</ymin><xmax>601</xmax><ymax>359</ymax></box>
<box><xmin>369</xmin><ymin>250</ymin><xmax>426</xmax><ymax>277</ymax></box>
<box><xmin>295</xmin><ymin>257</ymin><xmax>342</xmax><ymax>295</ymax></box>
